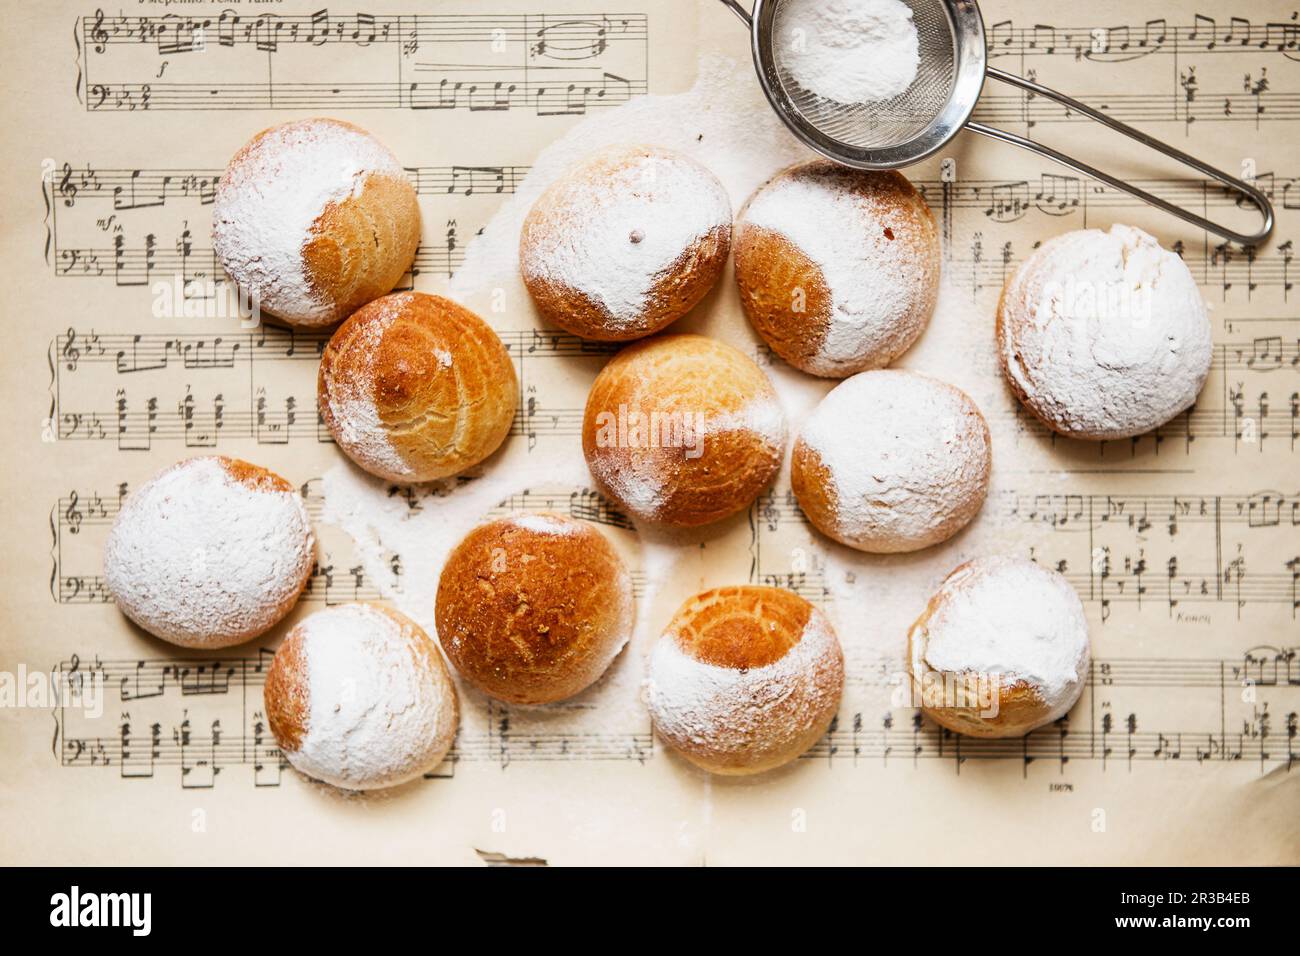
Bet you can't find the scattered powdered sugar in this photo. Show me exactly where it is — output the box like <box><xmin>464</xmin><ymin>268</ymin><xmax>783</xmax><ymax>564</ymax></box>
<box><xmin>914</xmin><ymin>556</ymin><xmax>1089</xmax><ymax>718</ymax></box>
<box><xmin>741</xmin><ymin>169</ymin><xmax>936</xmax><ymax>374</ymax></box>
<box><xmin>799</xmin><ymin>370</ymin><xmax>988</xmax><ymax>547</ymax></box>
<box><xmin>212</xmin><ymin>118</ymin><xmax>406</xmax><ymax>324</ymax></box>
<box><xmin>645</xmin><ymin>607</ymin><xmax>841</xmax><ymax>751</ymax></box>
<box><xmin>321</xmin><ymin>448</ymin><xmax>596</xmax><ymax>628</ymax></box>
<box><xmin>448</xmin><ymin>56</ymin><xmax>811</xmax><ymax>303</ymax></box>
<box><xmin>522</xmin><ymin>147</ymin><xmax>732</xmax><ymax>327</ymax></box>
<box><xmin>777</xmin><ymin>0</ymin><xmax>920</xmax><ymax>104</ymax></box>
<box><xmin>999</xmin><ymin>223</ymin><xmax>1212</xmax><ymax>438</ymax></box>
<box><xmin>289</xmin><ymin>603</ymin><xmax>456</xmax><ymax>790</ymax></box>
<box><xmin>103</xmin><ymin>457</ymin><xmax>314</xmax><ymax>646</ymax></box>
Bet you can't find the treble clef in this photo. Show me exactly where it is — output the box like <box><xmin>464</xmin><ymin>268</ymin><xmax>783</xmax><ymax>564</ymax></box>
<box><xmin>90</xmin><ymin>9</ymin><xmax>108</xmax><ymax>54</ymax></box>
<box><xmin>64</xmin><ymin>491</ymin><xmax>83</xmax><ymax>535</ymax></box>
<box><xmin>61</xmin><ymin>327</ymin><xmax>80</xmax><ymax>371</ymax></box>
<box><xmin>58</xmin><ymin>163</ymin><xmax>76</xmax><ymax>207</ymax></box>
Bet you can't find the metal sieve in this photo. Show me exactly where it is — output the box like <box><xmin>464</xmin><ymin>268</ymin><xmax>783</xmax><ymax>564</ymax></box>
<box><xmin>720</xmin><ymin>0</ymin><xmax>1273</xmax><ymax>245</ymax></box>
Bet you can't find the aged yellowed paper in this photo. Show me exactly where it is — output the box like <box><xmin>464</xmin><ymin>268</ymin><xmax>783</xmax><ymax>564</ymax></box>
<box><xmin>0</xmin><ymin>0</ymin><xmax>1296</xmax><ymax>865</ymax></box>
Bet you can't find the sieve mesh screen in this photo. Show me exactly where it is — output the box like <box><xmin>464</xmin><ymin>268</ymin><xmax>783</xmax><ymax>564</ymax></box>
<box><xmin>769</xmin><ymin>0</ymin><xmax>957</xmax><ymax>151</ymax></box>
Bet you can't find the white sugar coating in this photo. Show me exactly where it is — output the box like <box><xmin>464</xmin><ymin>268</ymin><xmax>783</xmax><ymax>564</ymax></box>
<box><xmin>913</xmin><ymin>557</ymin><xmax>1089</xmax><ymax>719</ymax></box>
<box><xmin>645</xmin><ymin>607</ymin><xmax>842</xmax><ymax>755</ymax></box>
<box><xmin>589</xmin><ymin>460</ymin><xmax>667</xmax><ymax>522</ymax></box>
<box><xmin>704</xmin><ymin>396</ymin><xmax>788</xmax><ymax>449</ymax></box>
<box><xmin>212</xmin><ymin>118</ymin><xmax>406</xmax><ymax>325</ymax></box>
<box><xmin>288</xmin><ymin>604</ymin><xmax>456</xmax><ymax>790</ymax></box>
<box><xmin>103</xmin><ymin>458</ymin><xmax>314</xmax><ymax>647</ymax></box>
<box><xmin>777</xmin><ymin>0</ymin><xmax>920</xmax><ymax>104</ymax></box>
<box><xmin>521</xmin><ymin>146</ymin><xmax>732</xmax><ymax>328</ymax></box>
<box><xmin>740</xmin><ymin>169</ymin><xmax>937</xmax><ymax>375</ymax></box>
<box><xmin>506</xmin><ymin>512</ymin><xmax>583</xmax><ymax>536</ymax></box>
<box><xmin>799</xmin><ymin>370</ymin><xmax>989</xmax><ymax>549</ymax></box>
<box><xmin>999</xmin><ymin>224</ymin><xmax>1212</xmax><ymax>438</ymax></box>
<box><xmin>320</xmin><ymin>302</ymin><xmax>411</xmax><ymax>479</ymax></box>
<box><xmin>586</xmin><ymin>395</ymin><xmax>786</xmax><ymax>523</ymax></box>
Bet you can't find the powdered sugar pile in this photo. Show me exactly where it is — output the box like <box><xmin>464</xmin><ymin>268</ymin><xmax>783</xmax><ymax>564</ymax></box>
<box><xmin>104</xmin><ymin>457</ymin><xmax>314</xmax><ymax>646</ymax></box>
<box><xmin>999</xmin><ymin>224</ymin><xmax>1212</xmax><ymax>438</ymax></box>
<box><xmin>520</xmin><ymin>147</ymin><xmax>732</xmax><ymax>328</ymax></box>
<box><xmin>212</xmin><ymin>118</ymin><xmax>406</xmax><ymax>325</ymax></box>
<box><xmin>912</xmin><ymin>556</ymin><xmax>1089</xmax><ymax>718</ymax></box>
<box><xmin>798</xmin><ymin>370</ymin><xmax>988</xmax><ymax>547</ymax></box>
<box><xmin>777</xmin><ymin>0</ymin><xmax>920</xmax><ymax>104</ymax></box>
<box><xmin>740</xmin><ymin>168</ymin><xmax>937</xmax><ymax>374</ymax></box>
<box><xmin>645</xmin><ymin>606</ymin><xmax>842</xmax><ymax>751</ymax></box>
<box><xmin>288</xmin><ymin>604</ymin><xmax>456</xmax><ymax>789</ymax></box>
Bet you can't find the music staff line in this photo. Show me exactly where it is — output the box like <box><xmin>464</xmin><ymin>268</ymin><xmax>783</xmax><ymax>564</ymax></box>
<box><xmin>78</xmin><ymin>10</ymin><xmax>649</xmax><ymax>114</ymax></box>
<box><xmin>47</xmin><ymin>394</ymin><xmax>1300</xmax><ymax>453</ymax></box>
<box><xmin>982</xmin><ymin>14</ymin><xmax>1300</xmax><ymax>61</ymax></box>
<box><xmin>51</xmin><ymin>646</ymin><xmax>1299</xmax><ymax>785</ymax></box>
<box><xmin>50</xmin><ymin>482</ymin><xmax>1300</xmax><ymax>612</ymax></box>
<box><xmin>52</xmin><ymin>482</ymin><xmax>636</xmax><ymax>607</ymax></box>
<box><xmin>48</xmin><ymin>162</ymin><xmax>1300</xmax><ymax>214</ymax></box>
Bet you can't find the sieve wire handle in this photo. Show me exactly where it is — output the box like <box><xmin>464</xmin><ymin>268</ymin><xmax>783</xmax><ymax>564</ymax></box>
<box><xmin>719</xmin><ymin>0</ymin><xmax>752</xmax><ymax>25</ymax></box>
<box><xmin>971</xmin><ymin>67</ymin><xmax>1274</xmax><ymax>246</ymax></box>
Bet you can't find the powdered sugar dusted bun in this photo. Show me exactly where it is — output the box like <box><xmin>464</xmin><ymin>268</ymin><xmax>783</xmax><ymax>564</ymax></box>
<box><xmin>104</xmin><ymin>457</ymin><xmax>315</xmax><ymax>648</ymax></box>
<box><xmin>734</xmin><ymin>161</ymin><xmax>939</xmax><ymax>377</ymax></box>
<box><xmin>435</xmin><ymin>513</ymin><xmax>634</xmax><ymax>704</ymax></box>
<box><xmin>264</xmin><ymin>603</ymin><xmax>458</xmax><ymax>789</ymax></box>
<box><xmin>646</xmin><ymin>586</ymin><xmax>844</xmax><ymax>775</ymax></box>
<box><xmin>520</xmin><ymin>144</ymin><xmax>732</xmax><ymax>341</ymax></box>
<box><xmin>997</xmin><ymin>224</ymin><xmax>1212</xmax><ymax>439</ymax></box>
<box><xmin>907</xmin><ymin>557</ymin><xmax>1090</xmax><ymax>738</ymax></box>
<box><xmin>318</xmin><ymin>292</ymin><xmax>518</xmax><ymax>483</ymax></box>
<box><xmin>213</xmin><ymin>118</ymin><xmax>420</xmax><ymax>328</ymax></box>
<box><xmin>582</xmin><ymin>334</ymin><xmax>786</xmax><ymax>527</ymax></box>
<box><xmin>792</xmin><ymin>369</ymin><xmax>990</xmax><ymax>552</ymax></box>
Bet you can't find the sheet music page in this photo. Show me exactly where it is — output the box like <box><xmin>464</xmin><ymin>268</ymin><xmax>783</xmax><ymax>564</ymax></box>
<box><xmin>1</xmin><ymin>0</ymin><xmax>1295</xmax><ymax>865</ymax></box>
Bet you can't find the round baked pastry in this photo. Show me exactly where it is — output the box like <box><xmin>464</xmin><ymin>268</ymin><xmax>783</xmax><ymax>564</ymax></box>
<box><xmin>319</xmin><ymin>292</ymin><xmax>518</xmax><ymax>483</ymax></box>
<box><xmin>907</xmin><ymin>557</ymin><xmax>1090</xmax><ymax>738</ymax></box>
<box><xmin>582</xmin><ymin>334</ymin><xmax>785</xmax><ymax>527</ymax></box>
<box><xmin>519</xmin><ymin>144</ymin><xmax>732</xmax><ymax>340</ymax></box>
<box><xmin>646</xmin><ymin>586</ymin><xmax>844</xmax><ymax>775</ymax></box>
<box><xmin>997</xmin><ymin>224</ymin><xmax>1212</xmax><ymax>439</ymax></box>
<box><xmin>435</xmin><ymin>513</ymin><xmax>634</xmax><ymax>704</ymax></box>
<box><xmin>792</xmin><ymin>370</ymin><xmax>990</xmax><ymax>552</ymax></box>
<box><xmin>734</xmin><ymin>160</ymin><xmax>939</xmax><ymax>377</ymax></box>
<box><xmin>104</xmin><ymin>457</ymin><xmax>315</xmax><ymax>648</ymax></box>
<box><xmin>264</xmin><ymin>603</ymin><xmax>458</xmax><ymax>789</ymax></box>
<box><xmin>213</xmin><ymin>118</ymin><xmax>420</xmax><ymax>328</ymax></box>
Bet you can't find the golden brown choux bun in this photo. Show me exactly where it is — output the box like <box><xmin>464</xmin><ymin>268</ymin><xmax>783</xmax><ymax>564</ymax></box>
<box><xmin>907</xmin><ymin>557</ymin><xmax>1090</xmax><ymax>738</ymax></box>
<box><xmin>434</xmin><ymin>513</ymin><xmax>634</xmax><ymax>704</ymax></box>
<box><xmin>997</xmin><ymin>224</ymin><xmax>1212</xmax><ymax>440</ymax></box>
<box><xmin>103</xmin><ymin>456</ymin><xmax>315</xmax><ymax>648</ymax></box>
<box><xmin>519</xmin><ymin>144</ymin><xmax>732</xmax><ymax>341</ymax></box>
<box><xmin>734</xmin><ymin>161</ymin><xmax>939</xmax><ymax>377</ymax></box>
<box><xmin>582</xmin><ymin>334</ymin><xmax>785</xmax><ymax>527</ymax></box>
<box><xmin>318</xmin><ymin>292</ymin><xmax>518</xmax><ymax>483</ymax></box>
<box><xmin>213</xmin><ymin>118</ymin><xmax>420</xmax><ymax>328</ymax></box>
<box><xmin>646</xmin><ymin>586</ymin><xmax>844</xmax><ymax>775</ymax></box>
<box><xmin>791</xmin><ymin>369</ymin><xmax>990</xmax><ymax>552</ymax></box>
<box><xmin>264</xmin><ymin>603</ymin><xmax>458</xmax><ymax>790</ymax></box>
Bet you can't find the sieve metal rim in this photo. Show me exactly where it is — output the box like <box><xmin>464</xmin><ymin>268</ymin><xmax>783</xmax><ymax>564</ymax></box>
<box><xmin>747</xmin><ymin>0</ymin><xmax>988</xmax><ymax>170</ymax></box>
